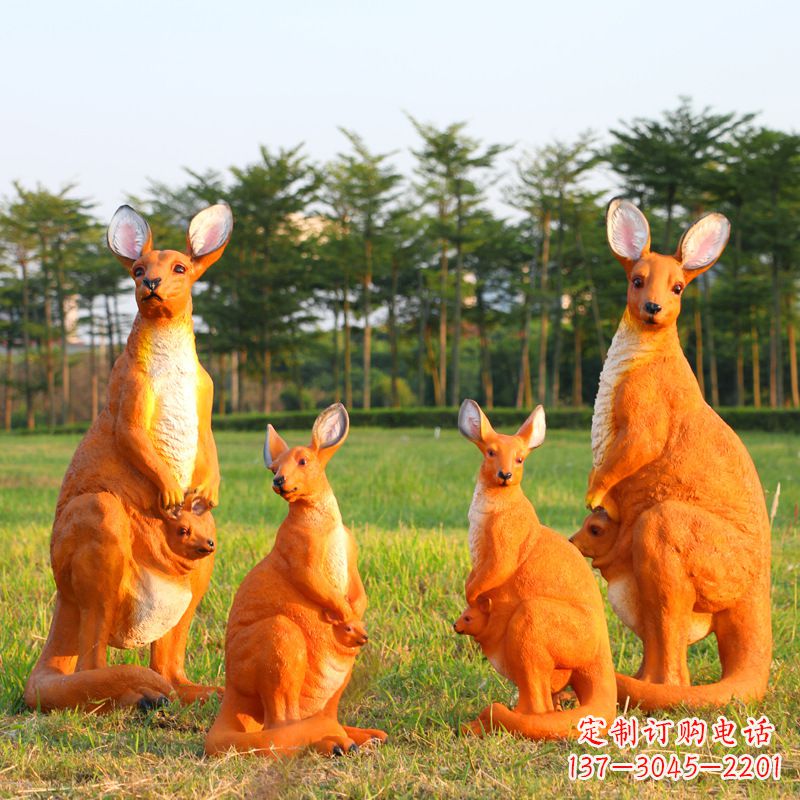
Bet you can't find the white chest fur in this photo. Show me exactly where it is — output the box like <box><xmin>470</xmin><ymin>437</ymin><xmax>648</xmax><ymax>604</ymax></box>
<box><xmin>147</xmin><ymin>325</ymin><xmax>199</xmax><ymax>491</ymax></box>
<box><xmin>117</xmin><ymin>570</ymin><xmax>193</xmax><ymax>649</ymax></box>
<box><xmin>591</xmin><ymin>316</ymin><xmax>656</xmax><ymax>468</ymax></box>
<box><xmin>467</xmin><ymin>485</ymin><xmax>493</xmax><ymax>566</ymax></box>
<box><xmin>323</xmin><ymin>522</ymin><xmax>349</xmax><ymax>594</ymax></box>
<box><xmin>606</xmin><ymin>575</ymin><xmax>641</xmax><ymax>636</ymax></box>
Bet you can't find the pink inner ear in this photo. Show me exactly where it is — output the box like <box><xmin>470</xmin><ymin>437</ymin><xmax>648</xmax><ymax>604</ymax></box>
<box><xmin>683</xmin><ymin>220</ymin><xmax>727</xmax><ymax>268</ymax></box>
<box><xmin>113</xmin><ymin>221</ymin><xmax>145</xmax><ymax>259</ymax></box>
<box><xmin>609</xmin><ymin>204</ymin><xmax>648</xmax><ymax>261</ymax></box>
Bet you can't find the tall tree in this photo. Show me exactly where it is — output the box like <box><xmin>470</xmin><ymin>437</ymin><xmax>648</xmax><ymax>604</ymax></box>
<box><xmin>409</xmin><ymin>116</ymin><xmax>509</xmax><ymax>405</ymax></box>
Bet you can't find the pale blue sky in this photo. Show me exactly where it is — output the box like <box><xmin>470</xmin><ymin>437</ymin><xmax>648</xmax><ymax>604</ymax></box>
<box><xmin>1</xmin><ymin>0</ymin><xmax>796</xmax><ymax>219</ymax></box>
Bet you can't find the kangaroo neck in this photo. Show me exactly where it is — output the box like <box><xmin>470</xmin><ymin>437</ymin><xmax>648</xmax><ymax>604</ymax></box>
<box><xmin>283</xmin><ymin>487</ymin><xmax>342</xmax><ymax>530</ymax></box>
<box><xmin>126</xmin><ymin>310</ymin><xmax>197</xmax><ymax>366</ymax></box>
<box><xmin>591</xmin><ymin>308</ymin><xmax>680</xmax><ymax>468</ymax></box>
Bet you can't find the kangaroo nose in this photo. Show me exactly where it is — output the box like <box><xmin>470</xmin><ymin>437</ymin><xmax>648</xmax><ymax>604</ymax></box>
<box><xmin>273</xmin><ymin>474</ymin><xmax>285</xmax><ymax>488</ymax></box>
<box><xmin>644</xmin><ymin>301</ymin><xmax>661</xmax><ymax>315</ymax></box>
<box><xmin>206</xmin><ymin>539</ymin><xmax>215</xmax><ymax>550</ymax></box>
<box><xmin>498</xmin><ymin>470</ymin><xmax>512</xmax><ymax>482</ymax></box>
<box><xmin>143</xmin><ymin>277</ymin><xmax>161</xmax><ymax>291</ymax></box>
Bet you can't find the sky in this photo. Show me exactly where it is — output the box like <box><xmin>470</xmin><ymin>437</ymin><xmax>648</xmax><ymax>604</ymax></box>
<box><xmin>1</xmin><ymin>0</ymin><xmax>797</xmax><ymax>221</ymax></box>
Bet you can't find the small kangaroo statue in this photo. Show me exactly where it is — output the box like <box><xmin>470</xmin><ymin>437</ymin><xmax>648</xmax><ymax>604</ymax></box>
<box><xmin>205</xmin><ymin>404</ymin><xmax>387</xmax><ymax>758</ymax></box>
<box><xmin>456</xmin><ymin>400</ymin><xmax>617</xmax><ymax>740</ymax></box>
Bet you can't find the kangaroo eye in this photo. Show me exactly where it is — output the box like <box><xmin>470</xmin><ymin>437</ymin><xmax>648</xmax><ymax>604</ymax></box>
<box><xmin>486</xmin><ymin>449</ymin><xmax>495</xmax><ymax>458</ymax></box>
<box><xmin>133</xmin><ymin>266</ymin><xmax>145</xmax><ymax>278</ymax></box>
<box><xmin>672</xmin><ymin>283</ymin><xmax>683</xmax><ymax>295</ymax></box>
<box><xmin>632</xmin><ymin>276</ymin><xmax>644</xmax><ymax>289</ymax></box>
<box><xmin>174</xmin><ymin>264</ymin><xmax>187</xmax><ymax>274</ymax></box>
<box><xmin>298</xmin><ymin>458</ymin><xmax>307</xmax><ymax>466</ymax></box>
<box><xmin>590</xmin><ymin>526</ymin><xmax>600</xmax><ymax>536</ymax></box>
<box><xmin>516</xmin><ymin>456</ymin><xmax>524</xmax><ymax>464</ymax></box>
<box><xmin>179</xmin><ymin>527</ymin><xmax>190</xmax><ymax>536</ymax></box>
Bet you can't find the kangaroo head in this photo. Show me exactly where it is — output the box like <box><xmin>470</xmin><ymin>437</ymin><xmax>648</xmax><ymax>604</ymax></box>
<box><xmin>606</xmin><ymin>198</ymin><xmax>730</xmax><ymax>330</ymax></box>
<box><xmin>453</xmin><ymin>597</ymin><xmax>491</xmax><ymax>636</ymax></box>
<box><xmin>333</xmin><ymin>618</ymin><xmax>369</xmax><ymax>648</ymax></box>
<box><xmin>458</xmin><ymin>399</ymin><xmax>545</xmax><ymax>489</ymax></box>
<box><xmin>164</xmin><ymin>494</ymin><xmax>215</xmax><ymax>559</ymax></box>
<box><xmin>569</xmin><ymin>508</ymin><xmax>618</xmax><ymax>559</ymax></box>
<box><xmin>263</xmin><ymin>403</ymin><xmax>349</xmax><ymax>503</ymax></box>
<box><xmin>107</xmin><ymin>204</ymin><xmax>233</xmax><ymax>321</ymax></box>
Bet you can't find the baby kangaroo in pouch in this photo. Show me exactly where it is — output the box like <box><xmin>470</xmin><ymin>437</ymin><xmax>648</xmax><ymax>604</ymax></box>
<box><xmin>205</xmin><ymin>404</ymin><xmax>387</xmax><ymax>759</ymax></box>
<box><xmin>456</xmin><ymin>400</ymin><xmax>616</xmax><ymax>740</ymax></box>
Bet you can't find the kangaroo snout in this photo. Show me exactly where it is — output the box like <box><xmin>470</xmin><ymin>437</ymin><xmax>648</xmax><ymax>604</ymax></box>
<box><xmin>142</xmin><ymin>276</ymin><xmax>162</xmax><ymax>291</ymax></box>
<box><xmin>497</xmin><ymin>470</ymin><xmax>512</xmax><ymax>482</ymax></box>
<box><xmin>273</xmin><ymin>474</ymin><xmax>286</xmax><ymax>488</ymax></box>
<box><xmin>644</xmin><ymin>301</ymin><xmax>661</xmax><ymax>315</ymax></box>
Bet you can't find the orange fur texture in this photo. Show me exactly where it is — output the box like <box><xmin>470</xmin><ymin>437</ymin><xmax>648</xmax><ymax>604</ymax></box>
<box><xmin>584</xmin><ymin>199</ymin><xmax>772</xmax><ymax>710</ymax></box>
<box><xmin>205</xmin><ymin>404</ymin><xmax>387</xmax><ymax>759</ymax></box>
<box><xmin>24</xmin><ymin>204</ymin><xmax>232</xmax><ymax>712</ymax></box>
<box><xmin>456</xmin><ymin>400</ymin><xmax>617</xmax><ymax>740</ymax></box>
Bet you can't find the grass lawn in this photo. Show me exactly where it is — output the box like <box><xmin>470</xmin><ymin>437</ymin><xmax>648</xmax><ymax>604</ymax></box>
<box><xmin>0</xmin><ymin>425</ymin><xmax>798</xmax><ymax>798</ymax></box>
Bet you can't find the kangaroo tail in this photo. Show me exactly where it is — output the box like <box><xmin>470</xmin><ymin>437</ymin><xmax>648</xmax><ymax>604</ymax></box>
<box><xmin>616</xmin><ymin>672</ymin><xmax>767</xmax><ymax>712</ymax></box>
<box><xmin>471</xmin><ymin>693</ymin><xmax>616</xmax><ymax>741</ymax></box>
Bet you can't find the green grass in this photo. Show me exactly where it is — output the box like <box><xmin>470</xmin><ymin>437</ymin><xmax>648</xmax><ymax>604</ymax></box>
<box><xmin>0</xmin><ymin>427</ymin><xmax>798</xmax><ymax>798</ymax></box>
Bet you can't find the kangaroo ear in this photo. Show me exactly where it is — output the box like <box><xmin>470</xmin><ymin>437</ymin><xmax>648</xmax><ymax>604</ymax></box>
<box><xmin>458</xmin><ymin>399</ymin><xmax>493</xmax><ymax>445</ymax></box>
<box><xmin>606</xmin><ymin>198</ymin><xmax>650</xmax><ymax>274</ymax></box>
<box><xmin>477</xmin><ymin>596</ymin><xmax>493</xmax><ymax>614</ymax></box>
<box><xmin>516</xmin><ymin>405</ymin><xmax>546</xmax><ymax>450</ymax></box>
<box><xmin>311</xmin><ymin>403</ymin><xmax>350</xmax><ymax>463</ymax></box>
<box><xmin>190</xmin><ymin>495</ymin><xmax>210</xmax><ymax>516</ymax></box>
<box><xmin>107</xmin><ymin>205</ymin><xmax>152</xmax><ymax>272</ymax></box>
<box><xmin>187</xmin><ymin>203</ymin><xmax>233</xmax><ymax>279</ymax></box>
<box><xmin>679</xmin><ymin>212</ymin><xmax>730</xmax><ymax>281</ymax></box>
<box><xmin>263</xmin><ymin>424</ymin><xmax>289</xmax><ymax>469</ymax></box>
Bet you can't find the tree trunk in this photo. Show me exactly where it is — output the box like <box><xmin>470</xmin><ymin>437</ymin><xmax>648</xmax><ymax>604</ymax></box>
<box><xmin>231</xmin><ymin>350</ymin><xmax>240</xmax><ymax>413</ymax></box>
<box><xmin>550</xmin><ymin>195</ymin><xmax>565</xmax><ymax>406</ymax></box>
<box><xmin>104</xmin><ymin>294</ymin><xmax>116</xmax><ymax>374</ymax></box>
<box><xmin>389</xmin><ymin>254</ymin><xmax>400</xmax><ymax>407</ymax></box>
<box><xmin>3</xmin><ymin>335</ymin><xmax>13</xmax><ymax>431</ymax></box>
<box><xmin>54</xmin><ymin>257</ymin><xmax>71</xmax><ymax>424</ymax></box>
<box><xmin>572</xmin><ymin>314</ymin><xmax>583</xmax><ymax>406</ymax></box>
<box><xmin>217</xmin><ymin>352</ymin><xmax>227</xmax><ymax>416</ymax></box>
<box><xmin>693</xmin><ymin>293</ymin><xmax>705</xmax><ymax>398</ymax></box>
<box><xmin>437</xmin><ymin>199</ymin><xmax>448</xmax><ymax>407</ymax></box>
<box><xmin>788</xmin><ymin>319</ymin><xmax>799</xmax><ymax>408</ymax></box>
<box><xmin>537</xmin><ymin>209</ymin><xmax>551</xmax><ymax>405</ymax></box>
<box><xmin>424</xmin><ymin>323</ymin><xmax>441</xmax><ymax>405</ymax></box>
<box><xmin>701</xmin><ymin>273</ymin><xmax>719</xmax><ymax>406</ymax></box>
<box><xmin>769</xmin><ymin>255</ymin><xmax>783</xmax><ymax>407</ymax></box>
<box><xmin>343</xmin><ymin>279</ymin><xmax>353</xmax><ymax>408</ymax></box>
<box><xmin>362</xmin><ymin>238</ymin><xmax>373</xmax><ymax>409</ymax></box>
<box><xmin>732</xmin><ymin>211</ymin><xmax>745</xmax><ymax>406</ymax></box>
<box><xmin>332</xmin><ymin>304</ymin><xmax>341</xmax><ymax>403</ymax></box>
<box><xmin>261</xmin><ymin>350</ymin><xmax>273</xmax><ymax>414</ymax></box>
<box><xmin>515</xmin><ymin>260</ymin><xmax>533</xmax><ymax>409</ymax></box>
<box><xmin>43</xmin><ymin>293</ymin><xmax>56</xmax><ymax>428</ymax></box>
<box><xmin>19</xmin><ymin>252</ymin><xmax>35</xmax><ymax>430</ymax></box>
<box><xmin>751</xmin><ymin>317</ymin><xmax>762</xmax><ymax>409</ymax></box>
<box><xmin>450</xmin><ymin>188</ymin><xmax>464</xmax><ymax>406</ymax></box>
<box><xmin>89</xmin><ymin>308</ymin><xmax>99</xmax><ymax>421</ymax></box>
<box><xmin>736</xmin><ymin>336</ymin><xmax>745</xmax><ymax>407</ymax></box>
<box><xmin>476</xmin><ymin>285</ymin><xmax>493</xmax><ymax>409</ymax></box>
<box><xmin>417</xmin><ymin>270</ymin><xmax>428</xmax><ymax>406</ymax></box>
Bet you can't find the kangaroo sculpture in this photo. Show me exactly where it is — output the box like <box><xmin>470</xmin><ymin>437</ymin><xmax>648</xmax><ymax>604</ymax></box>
<box><xmin>25</xmin><ymin>203</ymin><xmax>232</xmax><ymax>711</ymax></box>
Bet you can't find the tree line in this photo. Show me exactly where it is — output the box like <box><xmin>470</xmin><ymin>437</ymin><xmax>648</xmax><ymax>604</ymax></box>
<box><xmin>1</xmin><ymin>98</ymin><xmax>799</xmax><ymax>429</ymax></box>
